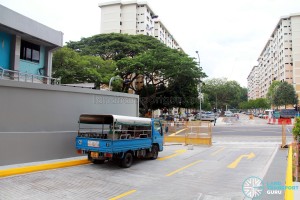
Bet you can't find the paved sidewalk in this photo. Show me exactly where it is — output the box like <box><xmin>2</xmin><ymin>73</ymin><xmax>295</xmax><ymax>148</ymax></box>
<box><xmin>262</xmin><ymin>147</ymin><xmax>288</xmax><ymax>200</ymax></box>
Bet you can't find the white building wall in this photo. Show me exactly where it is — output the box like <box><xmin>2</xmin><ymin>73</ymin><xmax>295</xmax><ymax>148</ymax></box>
<box><xmin>121</xmin><ymin>4</ymin><xmax>137</xmax><ymax>34</ymax></box>
<box><xmin>99</xmin><ymin>1</ymin><xmax>182</xmax><ymax>50</ymax></box>
<box><xmin>248</xmin><ymin>13</ymin><xmax>300</xmax><ymax>101</ymax></box>
<box><xmin>292</xmin><ymin>15</ymin><xmax>300</xmax><ymax>97</ymax></box>
<box><xmin>101</xmin><ymin>4</ymin><xmax>121</xmax><ymax>33</ymax></box>
<box><xmin>247</xmin><ymin>66</ymin><xmax>259</xmax><ymax>100</ymax></box>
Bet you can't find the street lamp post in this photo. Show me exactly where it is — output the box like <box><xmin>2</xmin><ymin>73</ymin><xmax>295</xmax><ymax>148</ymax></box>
<box><xmin>109</xmin><ymin>76</ymin><xmax>121</xmax><ymax>91</ymax></box>
<box><xmin>195</xmin><ymin>51</ymin><xmax>202</xmax><ymax>120</ymax></box>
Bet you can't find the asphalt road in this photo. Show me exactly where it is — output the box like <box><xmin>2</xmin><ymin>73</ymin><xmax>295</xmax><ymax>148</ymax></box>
<box><xmin>212</xmin><ymin>114</ymin><xmax>294</xmax><ymax>145</ymax></box>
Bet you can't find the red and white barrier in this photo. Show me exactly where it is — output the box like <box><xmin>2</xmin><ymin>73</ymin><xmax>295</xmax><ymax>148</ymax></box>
<box><xmin>268</xmin><ymin>118</ymin><xmax>292</xmax><ymax>125</ymax></box>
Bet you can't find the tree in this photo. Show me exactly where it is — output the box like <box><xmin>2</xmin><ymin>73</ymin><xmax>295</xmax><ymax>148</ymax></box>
<box><xmin>255</xmin><ymin>98</ymin><xmax>270</xmax><ymax>109</ymax></box>
<box><xmin>59</xmin><ymin>34</ymin><xmax>205</xmax><ymax>115</ymax></box>
<box><xmin>266</xmin><ymin>81</ymin><xmax>281</xmax><ymax>106</ymax></box>
<box><xmin>273</xmin><ymin>81</ymin><xmax>298</xmax><ymax>108</ymax></box>
<box><xmin>201</xmin><ymin>78</ymin><xmax>246</xmax><ymax>110</ymax></box>
<box><xmin>239</xmin><ymin>98</ymin><xmax>270</xmax><ymax>110</ymax></box>
<box><xmin>116</xmin><ymin>46</ymin><xmax>204</xmax><ymax>114</ymax></box>
<box><xmin>66</xmin><ymin>33</ymin><xmax>164</xmax><ymax>61</ymax></box>
<box><xmin>52</xmin><ymin>47</ymin><xmax>117</xmax><ymax>87</ymax></box>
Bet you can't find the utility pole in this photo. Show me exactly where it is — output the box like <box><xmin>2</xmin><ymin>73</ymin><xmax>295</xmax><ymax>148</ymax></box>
<box><xmin>195</xmin><ymin>51</ymin><xmax>202</xmax><ymax>119</ymax></box>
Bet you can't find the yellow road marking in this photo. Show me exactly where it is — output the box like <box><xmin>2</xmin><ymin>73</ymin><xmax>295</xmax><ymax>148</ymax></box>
<box><xmin>166</xmin><ymin>160</ymin><xmax>202</xmax><ymax>176</ymax></box>
<box><xmin>169</xmin><ymin>128</ymin><xmax>188</xmax><ymax>136</ymax></box>
<box><xmin>210</xmin><ymin>147</ymin><xmax>225</xmax><ymax>156</ymax></box>
<box><xmin>109</xmin><ymin>190</ymin><xmax>136</xmax><ymax>200</ymax></box>
<box><xmin>227</xmin><ymin>152</ymin><xmax>255</xmax><ymax>169</ymax></box>
<box><xmin>158</xmin><ymin>149</ymin><xmax>187</xmax><ymax>161</ymax></box>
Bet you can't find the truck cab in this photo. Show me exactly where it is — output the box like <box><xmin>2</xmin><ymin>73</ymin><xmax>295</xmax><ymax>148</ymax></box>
<box><xmin>76</xmin><ymin>114</ymin><xmax>163</xmax><ymax>168</ymax></box>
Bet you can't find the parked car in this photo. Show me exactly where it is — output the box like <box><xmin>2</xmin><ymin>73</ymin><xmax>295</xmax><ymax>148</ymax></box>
<box><xmin>195</xmin><ymin>112</ymin><xmax>215</xmax><ymax>122</ymax></box>
<box><xmin>224</xmin><ymin>111</ymin><xmax>234</xmax><ymax>117</ymax></box>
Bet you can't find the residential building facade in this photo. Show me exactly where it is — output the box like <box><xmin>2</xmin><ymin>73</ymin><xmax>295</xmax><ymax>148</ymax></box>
<box><xmin>0</xmin><ymin>4</ymin><xmax>63</xmax><ymax>84</ymax></box>
<box><xmin>247</xmin><ymin>66</ymin><xmax>259</xmax><ymax>100</ymax></box>
<box><xmin>247</xmin><ymin>13</ymin><xmax>300</xmax><ymax>100</ymax></box>
<box><xmin>98</xmin><ymin>0</ymin><xmax>182</xmax><ymax>50</ymax></box>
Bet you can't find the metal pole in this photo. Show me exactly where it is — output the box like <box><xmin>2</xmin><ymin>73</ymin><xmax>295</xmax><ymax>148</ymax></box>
<box><xmin>109</xmin><ymin>77</ymin><xmax>115</xmax><ymax>91</ymax></box>
<box><xmin>196</xmin><ymin>51</ymin><xmax>201</xmax><ymax>120</ymax></box>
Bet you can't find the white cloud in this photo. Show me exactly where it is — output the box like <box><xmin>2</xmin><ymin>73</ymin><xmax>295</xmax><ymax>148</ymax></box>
<box><xmin>1</xmin><ymin>0</ymin><xmax>299</xmax><ymax>87</ymax></box>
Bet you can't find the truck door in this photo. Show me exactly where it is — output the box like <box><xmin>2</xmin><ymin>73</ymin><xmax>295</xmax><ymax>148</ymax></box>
<box><xmin>152</xmin><ymin>119</ymin><xmax>164</xmax><ymax>151</ymax></box>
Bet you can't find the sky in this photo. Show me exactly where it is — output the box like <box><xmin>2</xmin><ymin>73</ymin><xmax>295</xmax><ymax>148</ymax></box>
<box><xmin>1</xmin><ymin>0</ymin><xmax>299</xmax><ymax>87</ymax></box>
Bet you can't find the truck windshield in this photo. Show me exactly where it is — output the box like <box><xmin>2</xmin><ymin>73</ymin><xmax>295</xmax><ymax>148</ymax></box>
<box><xmin>154</xmin><ymin>121</ymin><xmax>163</xmax><ymax>136</ymax></box>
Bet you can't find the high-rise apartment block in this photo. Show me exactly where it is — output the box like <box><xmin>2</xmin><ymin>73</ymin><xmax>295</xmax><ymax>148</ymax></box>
<box><xmin>247</xmin><ymin>13</ymin><xmax>300</xmax><ymax>100</ymax></box>
<box><xmin>98</xmin><ymin>0</ymin><xmax>182</xmax><ymax>50</ymax></box>
<box><xmin>247</xmin><ymin>66</ymin><xmax>259</xmax><ymax>100</ymax></box>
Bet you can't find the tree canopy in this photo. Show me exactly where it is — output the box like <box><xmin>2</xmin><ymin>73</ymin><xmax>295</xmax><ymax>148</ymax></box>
<box><xmin>201</xmin><ymin>78</ymin><xmax>247</xmax><ymax>110</ymax></box>
<box><xmin>239</xmin><ymin>98</ymin><xmax>270</xmax><ymax>110</ymax></box>
<box><xmin>273</xmin><ymin>81</ymin><xmax>298</xmax><ymax>108</ymax></box>
<box><xmin>66</xmin><ymin>33</ymin><xmax>165</xmax><ymax>61</ymax></box>
<box><xmin>266</xmin><ymin>81</ymin><xmax>281</xmax><ymax>105</ymax></box>
<box><xmin>52</xmin><ymin>47</ymin><xmax>117</xmax><ymax>87</ymax></box>
<box><xmin>53</xmin><ymin>33</ymin><xmax>206</xmax><ymax>115</ymax></box>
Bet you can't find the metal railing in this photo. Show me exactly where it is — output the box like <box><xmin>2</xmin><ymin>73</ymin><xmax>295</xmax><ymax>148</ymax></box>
<box><xmin>0</xmin><ymin>67</ymin><xmax>60</xmax><ymax>85</ymax></box>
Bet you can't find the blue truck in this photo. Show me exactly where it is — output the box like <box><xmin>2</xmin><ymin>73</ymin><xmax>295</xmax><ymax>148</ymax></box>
<box><xmin>76</xmin><ymin>114</ymin><xmax>164</xmax><ymax>168</ymax></box>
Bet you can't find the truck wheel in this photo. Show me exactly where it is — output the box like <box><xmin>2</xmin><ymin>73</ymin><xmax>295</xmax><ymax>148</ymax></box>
<box><xmin>92</xmin><ymin>159</ymin><xmax>105</xmax><ymax>164</ymax></box>
<box><xmin>121</xmin><ymin>152</ymin><xmax>133</xmax><ymax>168</ymax></box>
<box><xmin>150</xmin><ymin>145</ymin><xmax>159</xmax><ymax>160</ymax></box>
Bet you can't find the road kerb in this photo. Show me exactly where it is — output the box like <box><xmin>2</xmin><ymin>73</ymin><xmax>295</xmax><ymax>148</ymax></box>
<box><xmin>0</xmin><ymin>159</ymin><xmax>91</xmax><ymax>178</ymax></box>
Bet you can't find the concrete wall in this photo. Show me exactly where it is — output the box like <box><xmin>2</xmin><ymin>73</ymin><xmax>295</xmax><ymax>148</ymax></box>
<box><xmin>0</xmin><ymin>80</ymin><xmax>139</xmax><ymax>166</ymax></box>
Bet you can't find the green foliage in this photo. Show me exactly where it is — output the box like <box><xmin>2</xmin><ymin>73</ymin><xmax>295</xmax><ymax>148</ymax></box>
<box><xmin>52</xmin><ymin>47</ymin><xmax>117</xmax><ymax>86</ymax></box>
<box><xmin>292</xmin><ymin>117</ymin><xmax>300</xmax><ymax>141</ymax></box>
<box><xmin>116</xmin><ymin>46</ymin><xmax>204</xmax><ymax>113</ymax></box>
<box><xmin>56</xmin><ymin>33</ymin><xmax>205</xmax><ymax>115</ymax></box>
<box><xmin>255</xmin><ymin>98</ymin><xmax>270</xmax><ymax>109</ymax></box>
<box><xmin>273</xmin><ymin>81</ymin><xmax>298</xmax><ymax>108</ymax></box>
<box><xmin>266</xmin><ymin>81</ymin><xmax>281</xmax><ymax>104</ymax></box>
<box><xmin>239</xmin><ymin>98</ymin><xmax>270</xmax><ymax>109</ymax></box>
<box><xmin>66</xmin><ymin>33</ymin><xmax>164</xmax><ymax>61</ymax></box>
<box><xmin>201</xmin><ymin>78</ymin><xmax>246</xmax><ymax>110</ymax></box>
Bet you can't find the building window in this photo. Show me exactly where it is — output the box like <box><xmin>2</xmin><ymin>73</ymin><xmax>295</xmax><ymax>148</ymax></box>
<box><xmin>20</xmin><ymin>40</ymin><xmax>40</xmax><ymax>63</ymax></box>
